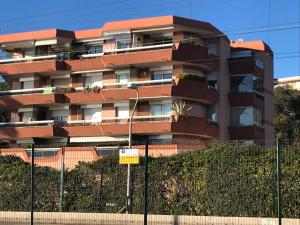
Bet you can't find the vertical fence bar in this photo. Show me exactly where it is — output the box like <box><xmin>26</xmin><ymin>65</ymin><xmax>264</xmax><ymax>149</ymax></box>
<box><xmin>144</xmin><ymin>140</ymin><xmax>149</xmax><ymax>225</ymax></box>
<box><xmin>276</xmin><ymin>139</ymin><xmax>282</xmax><ymax>225</ymax></box>
<box><xmin>59</xmin><ymin>147</ymin><xmax>65</xmax><ymax>212</ymax></box>
<box><xmin>30</xmin><ymin>143</ymin><xmax>35</xmax><ymax>225</ymax></box>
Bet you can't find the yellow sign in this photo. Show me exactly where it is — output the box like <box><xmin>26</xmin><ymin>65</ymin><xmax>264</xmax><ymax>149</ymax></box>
<box><xmin>119</xmin><ymin>149</ymin><xmax>140</xmax><ymax>165</ymax></box>
<box><xmin>119</xmin><ymin>156</ymin><xmax>140</xmax><ymax>164</ymax></box>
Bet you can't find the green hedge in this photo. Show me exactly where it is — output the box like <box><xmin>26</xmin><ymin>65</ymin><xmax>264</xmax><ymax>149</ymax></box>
<box><xmin>0</xmin><ymin>144</ymin><xmax>299</xmax><ymax>218</ymax></box>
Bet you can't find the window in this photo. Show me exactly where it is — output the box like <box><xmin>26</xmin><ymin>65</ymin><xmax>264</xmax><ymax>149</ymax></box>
<box><xmin>207</xmin><ymin>105</ymin><xmax>217</xmax><ymax>122</ymax></box>
<box><xmin>230</xmin><ymin>107</ymin><xmax>263</xmax><ymax>127</ymax></box>
<box><xmin>150</xmin><ymin>104</ymin><xmax>172</xmax><ymax>116</ymax></box>
<box><xmin>254</xmin><ymin>108</ymin><xmax>263</xmax><ymax>127</ymax></box>
<box><xmin>230</xmin><ymin>75</ymin><xmax>263</xmax><ymax>94</ymax></box>
<box><xmin>27</xmin><ymin>149</ymin><xmax>57</xmax><ymax>158</ymax></box>
<box><xmin>84</xmin><ymin>74</ymin><xmax>102</xmax><ymax>88</ymax></box>
<box><xmin>117</xmin><ymin>74</ymin><xmax>129</xmax><ymax>84</ymax></box>
<box><xmin>117</xmin><ymin>106</ymin><xmax>129</xmax><ymax>118</ymax></box>
<box><xmin>207</xmin><ymin>41</ymin><xmax>218</xmax><ymax>56</ymax></box>
<box><xmin>83</xmin><ymin>108</ymin><xmax>101</xmax><ymax>121</ymax></box>
<box><xmin>116</xmin><ymin>41</ymin><xmax>131</xmax><ymax>49</ymax></box>
<box><xmin>52</xmin><ymin>78</ymin><xmax>71</xmax><ymax>88</ymax></box>
<box><xmin>21</xmin><ymin>81</ymin><xmax>34</xmax><ymax>89</ymax></box>
<box><xmin>96</xmin><ymin>149</ymin><xmax>115</xmax><ymax>156</ymax></box>
<box><xmin>208</xmin><ymin>80</ymin><xmax>218</xmax><ymax>90</ymax></box>
<box><xmin>256</xmin><ymin>59</ymin><xmax>264</xmax><ymax>70</ymax></box>
<box><xmin>51</xmin><ymin>110</ymin><xmax>68</xmax><ymax>123</ymax></box>
<box><xmin>231</xmin><ymin>50</ymin><xmax>252</xmax><ymax>58</ymax></box>
<box><xmin>231</xmin><ymin>107</ymin><xmax>253</xmax><ymax>127</ymax></box>
<box><xmin>86</xmin><ymin>45</ymin><xmax>103</xmax><ymax>54</ymax></box>
<box><xmin>152</xmin><ymin>70</ymin><xmax>172</xmax><ymax>81</ymax></box>
<box><xmin>21</xmin><ymin>112</ymin><xmax>33</xmax><ymax>122</ymax></box>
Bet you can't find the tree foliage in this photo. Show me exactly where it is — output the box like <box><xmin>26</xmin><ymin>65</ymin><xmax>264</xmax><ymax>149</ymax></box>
<box><xmin>274</xmin><ymin>86</ymin><xmax>300</xmax><ymax>142</ymax></box>
<box><xmin>0</xmin><ymin>82</ymin><xmax>10</xmax><ymax>123</ymax></box>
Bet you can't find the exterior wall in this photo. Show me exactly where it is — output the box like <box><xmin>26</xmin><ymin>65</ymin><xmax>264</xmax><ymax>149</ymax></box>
<box><xmin>276</xmin><ymin>77</ymin><xmax>300</xmax><ymax>90</ymax></box>
<box><xmin>101</xmin><ymin>103</ymin><xmax>116</xmax><ymax>117</ymax></box>
<box><xmin>102</xmin><ymin>71</ymin><xmax>116</xmax><ymax>84</ymax></box>
<box><xmin>256</xmin><ymin>51</ymin><xmax>275</xmax><ymax>145</ymax></box>
<box><xmin>217</xmin><ymin>37</ymin><xmax>231</xmax><ymax>141</ymax></box>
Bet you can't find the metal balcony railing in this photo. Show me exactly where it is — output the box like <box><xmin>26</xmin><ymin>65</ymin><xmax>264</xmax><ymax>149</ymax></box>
<box><xmin>0</xmin><ymin>115</ymin><xmax>171</xmax><ymax>128</ymax></box>
<box><xmin>0</xmin><ymin>79</ymin><xmax>173</xmax><ymax>97</ymax></box>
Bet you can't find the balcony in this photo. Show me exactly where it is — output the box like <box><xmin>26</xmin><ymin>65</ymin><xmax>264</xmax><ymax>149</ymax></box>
<box><xmin>67</xmin><ymin>42</ymin><xmax>216</xmax><ymax>72</ymax></box>
<box><xmin>0</xmin><ymin>120</ymin><xmax>66</xmax><ymax>139</ymax></box>
<box><xmin>66</xmin><ymin>78</ymin><xmax>217</xmax><ymax>104</ymax></box>
<box><xmin>228</xmin><ymin>125</ymin><xmax>264</xmax><ymax>140</ymax></box>
<box><xmin>65</xmin><ymin>79</ymin><xmax>173</xmax><ymax>104</ymax></box>
<box><xmin>228</xmin><ymin>56</ymin><xmax>264</xmax><ymax>76</ymax></box>
<box><xmin>0</xmin><ymin>55</ymin><xmax>67</xmax><ymax>75</ymax></box>
<box><xmin>228</xmin><ymin>92</ymin><xmax>264</xmax><ymax>108</ymax></box>
<box><xmin>0</xmin><ymin>114</ymin><xmax>218</xmax><ymax>140</ymax></box>
<box><xmin>172</xmin><ymin>78</ymin><xmax>218</xmax><ymax>104</ymax></box>
<box><xmin>63</xmin><ymin>115</ymin><xmax>218</xmax><ymax>138</ymax></box>
<box><xmin>0</xmin><ymin>41</ymin><xmax>216</xmax><ymax>76</ymax></box>
<box><xmin>0</xmin><ymin>88</ymin><xmax>65</xmax><ymax>107</ymax></box>
<box><xmin>0</xmin><ymin>77</ymin><xmax>218</xmax><ymax>108</ymax></box>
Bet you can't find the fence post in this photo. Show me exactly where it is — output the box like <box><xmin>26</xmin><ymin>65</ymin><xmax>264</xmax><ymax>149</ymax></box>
<box><xmin>59</xmin><ymin>147</ymin><xmax>65</xmax><ymax>212</ymax></box>
<box><xmin>144</xmin><ymin>140</ymin><xmax>149</xmax><ymax>225</ymax></box>
<box><xmin>30</xmin><ymin>143</ymin><xmax>35</xmax><ymax>225</ymax></box>
<box><xmin>276</xmin><ymin>139</ymin><xmax>282</xmax><ymax>225</ymax></box>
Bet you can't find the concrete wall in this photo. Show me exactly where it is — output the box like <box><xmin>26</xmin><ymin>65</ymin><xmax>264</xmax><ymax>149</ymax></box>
<box><xmin>217</xmin><ymin>37</ymin><xmax>231</xmax><ymax>141</ymax></box>
<box><xmin>0</xmin><ymin>212</ymin><xmax>299</xmax><ymax>225</ymax></box>
<box><xmin>256</xmin><ymin>51</ymin><xmax>275</xmax><ymax>145</ymax></box>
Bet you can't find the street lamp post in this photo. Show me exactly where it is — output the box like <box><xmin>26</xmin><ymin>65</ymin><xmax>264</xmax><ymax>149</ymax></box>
<box><xmin>126</xmin><ymin>83</ymin><xmax>139</xmax><ymax>214</ymax></box>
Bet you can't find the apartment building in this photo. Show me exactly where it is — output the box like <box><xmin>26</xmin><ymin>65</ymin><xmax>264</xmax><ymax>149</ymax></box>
<box><xmin>275</xmin><ymin>76</ymin><xmax>300</xmax><ymax>90</ymax></box>
<box><xmin>0</xmin><ymin>16</ymin><xmax>274</xmax><ymax>167</ymax></box>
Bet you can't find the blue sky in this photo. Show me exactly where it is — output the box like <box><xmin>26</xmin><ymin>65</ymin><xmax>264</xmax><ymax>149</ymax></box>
<box><xmin>0</xmin><ymin>0</ymin><xmax>299</xmax><ymax>78</ymax></box>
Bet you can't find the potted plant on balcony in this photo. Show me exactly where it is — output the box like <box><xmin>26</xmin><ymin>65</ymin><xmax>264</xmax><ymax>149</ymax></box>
<box><xmin>172</xmin><ymin>99</ymin><xmax>192</xmax><ymax>121</ymax></box>
<box><xmin>175</xmin><ymin>73</ymin><xmax>207</xmax><ymax>82</ymax></box>
<box><xmin>64</xmin><ymin>87</ymin><xmax>76</xmax><ymax>93</ymax></box>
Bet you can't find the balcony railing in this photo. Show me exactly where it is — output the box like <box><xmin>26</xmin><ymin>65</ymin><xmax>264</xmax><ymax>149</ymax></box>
<box><xmin>66</xmin><ymin>115</ymin><xmax>171</xmax><ymax>126</ymax></box>
<box><xmin>0</xmin><ymin>115</ymin><xmax>171</xmax><ymax>128</ymax></box>
<box><xmin>0</xmin><ymin>120</ymin><xmax>54</xmax><ymax>127</ymax></box>
<box><xmin>0</xmin><ymin>55</ymin><xmax>57</xmax><ymax>64</ymax></box>
<box><xmin>0</xmin><ymin>87</ymin><xmax>55</xmax><ymax>96</ymax></box>
<box><xmin>0</xmin><ymin>79</ymin><xmax>172</xmax><ymax>97</ymax></box>
<box><xmin>0</xmin><ymin>38</ymin><xmax>174</xmax><ymax>65</ymax></box>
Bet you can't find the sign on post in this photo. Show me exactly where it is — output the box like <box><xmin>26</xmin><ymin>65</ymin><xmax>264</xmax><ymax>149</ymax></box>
<box><xmin>119</xmin><ymin>148</ymin><xmax>140</xmax><ymax>164</ymax></box>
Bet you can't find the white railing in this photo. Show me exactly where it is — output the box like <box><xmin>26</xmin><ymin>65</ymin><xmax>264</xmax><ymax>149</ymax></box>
<box><xmin>0</xmin><ymin>55</ymin><xmax>57</xmax><ymax>64</ymax></box>
<box><xmin>0</xmin><ymin>115</ymin><xmax>171</xmax><ymax>127</ymax></box>
<box><xmin>104</xmin><ymin>43</ymin><xmax>173</xmax><ymax>54</ymax></box>
<box><xmin>81</xmin><ymin>53</ymin><xmax>104</xmax><ymax>58</ymax></box>
<box><xmin>0</xmin><ymin>79</ymin><xmax>172</xmax><ymax>97</ymax></box>
<box><xmin>67</xmin><ymin>115</ymin><xmax>171</xmax><ymax>125</ymax></box>
<box><xmin>101</xmin><ymin>79</ymin><xmax>173</xmax><ymax>89</ymax></box>
<box><xmin>0</xmin><ymin>120</ymin><xmax>54</xmax><ymax>127</ymax></box>
<box><xmin>0</xmin><ymin>87</ymin><xmax>55</xmax><ymax>95</ymax></box>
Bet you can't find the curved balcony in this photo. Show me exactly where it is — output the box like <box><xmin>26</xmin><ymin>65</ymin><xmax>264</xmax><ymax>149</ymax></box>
<box><xmin>228</xmin><ymin>92</ymin><xmax>264</xmax><ymax>108</ymax></box>
<box><xmin>0</xmin><ymin>77</ymin><xmax>218</xmax><ymax>108</ymax></box>
<box><xmin>228</xmin><ymin>56</ymin><xmax>264</xmax><ymax>76</ymax></box>
<box><xmin>228</xmin><ymin>125</ymin><xmax>264</xmax><ymax>140</ymax></box>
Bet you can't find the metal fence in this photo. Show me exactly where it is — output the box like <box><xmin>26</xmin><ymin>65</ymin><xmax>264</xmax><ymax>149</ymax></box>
<box><xmin>0</xmin><ymin>140</ymin><xmax>299</xmax><ymax>225</ymax></box>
